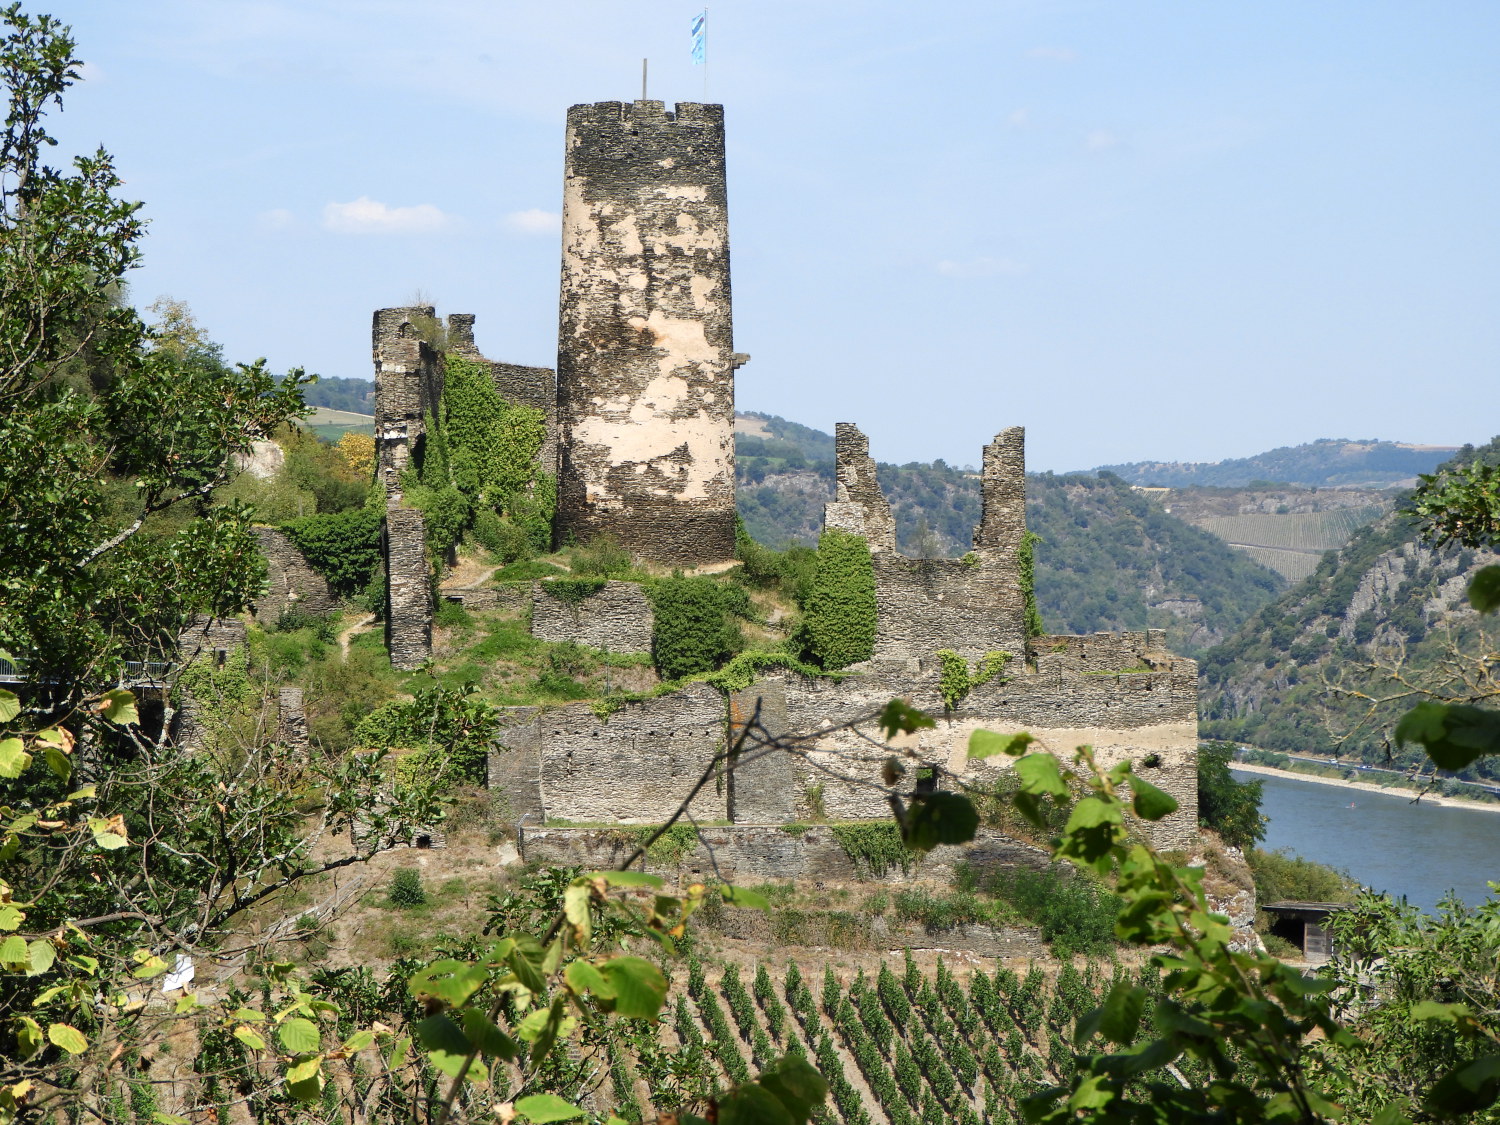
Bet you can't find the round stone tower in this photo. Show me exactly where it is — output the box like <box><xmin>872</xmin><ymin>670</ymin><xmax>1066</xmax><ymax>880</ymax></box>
<box><xmin>555</xmin><ymin>99</ymin><xmax>737</xmax><ymax>565</ymax></box>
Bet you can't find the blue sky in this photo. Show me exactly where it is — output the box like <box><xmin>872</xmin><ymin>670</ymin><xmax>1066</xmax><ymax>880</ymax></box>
<box><xmin>38</xmin><ymin>1</ymin><xmax>1500</xmax><ymax>472</ymax></box>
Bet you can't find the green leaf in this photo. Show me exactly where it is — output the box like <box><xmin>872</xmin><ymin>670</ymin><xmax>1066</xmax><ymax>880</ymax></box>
<box><xmin>230</xmin><ymin>1007</ymin><xmax>265</xmax><ymax>1022</ymax></box>
<box><xmin>562</xmin><ymin>884</ymin><xmax>591</xmax><ymax>943</ymax></box>
<box><xmin>1095</xmin><ymin>983</ymin><xmax>1147</xmax><ymax>1045</ymax></box>
<box><xmin>42</xmin><ymin>747</ymin><xmax>70</xmax><ymax>783</ymax></box>
<box><xmin>904</xmin><ymin>791</ymin><xmax>980</xmax><ymax>852</ymax></box>
<box><xmin>0</xmin><ymin>689</ymin><xmax>18</xmax><ymax>723</ymax></box>
<box><xmin>341</xmin><ymin>1030</ymin><xmax>375</xmax><ymax>1054</ymax></box>
<box><xmin>88</xmin><ymin>817</ymin><xmax>128</xmax><ymax>850</ymax></box>
<box><xmin>233</xmin><ymin>1026</ymin><xmax>266</xmax><ymax>1051</ymax></box>
<box><xmin>1126</xmin><ymin>774</ymin><xmax>1178</xmax><ymax>821</ymax></box>
<box><xmin>1</xmin><ymin>904</ymin><xmax>29</xmax><ymax>932</ymax></box>
<box><xmin>1424</xmin><ymin>1054</ymin><xmax>1500</xmax><ymax>1117</ymax></box>
<box><xmin>1396</xmin><ymin>701</ymin><xmax>1500</xmax><ymax>771</ymax></box>
<box><xmin>408</xmin><ymin>960</ymin><xmax>486</xmax><ymax>1008</ymax></box>
<box><xmin>153</xmin><ymin>1115</ymin><xmax>192</xmax><ymax>1125</ymax></box>
<box><xmin>26</xmin><ymin>940</ymin><xmax>55</xmax><ymax>976</ymax></box>
<box><xmin>100</xmin><ymin>689</ymin><xmax>139</xmax><ymax>727</ymax></box>
<box><xmin>277</xmin><ymin>1017</ymin><xmax>321</xmax><ymax>1054</ymax></box>
<box><xmin>47</xmin><ymin>1023</ymin><xmax>88</xmax><ymax>1054</ymax></box>
<box><xmin>1469</xmin><ymin>565</ymin><xmax>1500</xmax><ymax>614</ymax></box>
<box><xmin>460</xmin><ymin>1008</ymin><xmax>517</xmax><ymax>1060</ymax></box>
<box><xmin>563</xmin><ymin>960</ymin><xmax>613</xmax><ymax>999</ymax></box>
<box><xmin>591</xmin><ymin>870</ymin><xmax>664</xmax><ymax>888</ymax></box>
<box><xmin>0</xmin><ymin>739</ymin><xmax>32</xmax><ymax>779</ymax></box>
<box><xmin>877</xmin><ymin>699</ymin><xmax>935</xmax><ymax>739</ymax></box>
<box><xmin>1411</xmin><ymin>1001</ymin><xmax>1472</xmax><ymax>1024</ymax></box>
<box><xmin>754</xmin><ymin>1054</ymin><xmax>829</xmax><ymax>1125</ymax></box>
<box><xmin>413</xmin><ymin>1014</ymin><xmax>475</xmax><ymax>1079</ymax></box>
<box><xmin>0</xmin><ymin>936</ymin><xmax>27</xmax><ymax>965</ymax></box>
<box><xmin>968</xmin><ymin>729</ymin><xmax>1034</xmax><ymax>759</ymax></box>
<box><xmin>719</xmin><ymin>1084</ymin><xmax>795</xmax><ymax>1125</ymax></box>
<box><xmin>598</xmin><ymin>955</ymin><xmax>668</xmax><ymax>1019</ymax></box>
<box><xmin>506</xmin><ymin>946</ymin><xmax>548</xmax><ymax>995</ymax></box>
<box><xmin>1015</xmin><ymin>752</ymin><xmax>1069</xmax><ymax>800</ymax></box>
<box><xmin>513</xmin><ymin>1094</ymin><xmax>585</xmax><ymax>1123</ymax></box>
<box><xmin>14</xmin><ymin>1016</ymin><xmax>42</xmax><ymax>1059</ymax></box>
<box><xmin>720</xmin><ymin>884</ymin><xmax>771</xmax><ymax>910</ymax></box>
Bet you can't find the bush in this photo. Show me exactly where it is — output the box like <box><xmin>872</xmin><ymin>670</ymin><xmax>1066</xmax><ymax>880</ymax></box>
<box><xmin>803</xmin><ymin>528</ymin><xmax>876</xmax><ymax>669</ymax></box>
<box><xmin>990</xmin><ymin>866</ymin><xmax>1117</xmax><ymax>958</ymax></box>
<box><xmin>471</xmin><ymin>509</ymin><xmax>534</xmax><ymax>563</ymax></box>
<box><xmin>648</xmin><ymin>576</ymin><xmax>747</xmax><ymax>680</ymax></box>
<box><xmin>281</xmin><ymin>506</ymin><xmax>383</xmax><ymax>595</ymax></box>
<box><xmin>570</xmin><ymin>534</ymin><xmax>633</xmax><ymax>578</ymax></box>
<box><xmin>1246</xmin><ymin>847</ymin><xmax>1359</xmax><ymax>908</ymax></box>
<box><xmin>389</xmin><ymin>867</ymin><xmax>426</xmax><ymax>909</ymax></box>
<box><xmin>1197</xmin><ymin>741</ymin><xmax>1266</xmax><ymax>848</ymax></box>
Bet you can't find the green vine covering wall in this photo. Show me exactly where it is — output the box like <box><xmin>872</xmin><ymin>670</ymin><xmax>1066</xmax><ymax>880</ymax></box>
<box><xmin>936</xmin><ymin>649</ymin><xmax>1013</xmax><ymax>711</ymax></box>
<box><xmin>804</xmin><ymin>528</ymin><xmax>876</xmax><ymax>669</ymax></box>
<box><xmin>1018</xmin><ymin>529</ymin><xmax>1045</xmax><ymax>636</ymax></box>
<box><xmin>829</xmin><ymin>822</ymin><xmax>915</xmax><ymax>876</ymax></box>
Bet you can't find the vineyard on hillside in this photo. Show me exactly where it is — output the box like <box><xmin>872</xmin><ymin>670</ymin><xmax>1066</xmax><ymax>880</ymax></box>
<box><xmin>1194</xmin><ymin>507</ymin><xmax>1385</xmax><ymax>582</ymax></box>
<box><xmin>595</xmin><ymin>952</ymin><xmax>1229</xmax><ymax>1125</ymax></box>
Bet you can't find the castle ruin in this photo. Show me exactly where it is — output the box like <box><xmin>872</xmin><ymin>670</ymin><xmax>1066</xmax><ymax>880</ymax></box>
<box><xmin>346</xmin><ymin>98</ymin><xmax>1201</xmax><ymax>872</ymax></box>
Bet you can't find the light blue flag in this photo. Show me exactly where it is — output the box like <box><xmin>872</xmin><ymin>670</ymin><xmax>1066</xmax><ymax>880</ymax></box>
<box><xmin>690</xmin><ymin>10</ymin><xmax>706</xmax><ymax>65</ymax></box>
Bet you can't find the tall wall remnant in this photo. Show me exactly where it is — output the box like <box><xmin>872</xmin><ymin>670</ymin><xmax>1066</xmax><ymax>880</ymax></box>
<box><xmin>823</xmin><ymin>423</ymin><xmax>896</xmax><ymax>551</ymax></box>
<box><xmin>555</xmin><ymin>100</ymin><xmax>738</xmax><ymax>566</ymax></box>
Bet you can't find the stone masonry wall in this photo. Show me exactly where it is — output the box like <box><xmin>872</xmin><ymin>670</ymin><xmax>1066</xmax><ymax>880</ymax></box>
<box><xmin>823</xmin><ymin>423</ymin><xmax>895</xmax><ymax>550</ymax></box>
<box><xmin>1027</xmin><ymin>630</ymin><xmax>1177</xmax><ymax>675</ymax></box>
<box><xmin>252</xmin><ymin>527</ymin><xmax>337</xmax><ymax>624</ymax></box>
<box><xmin>533</xmin><ymin>681</ymin><xmax>729</xmax><ymax>823</ymax></box>
<box><xmin>872</xmin><ymin>554</ymin><xmax>1028</xmax><ymax>661</ymax></box>
<box><xmin>555</xmin><ymin>100</ymin><xmax>737</xmax><ymax>565</ymax></box>
<box><xmin>385</xmin><ymin>507</ymin><xmax>432</xmax><ymax>670</ymax></box>
<box><xmin>446</xmin><ymin>312</ymin><xmax>560</xmax><ymax>481</ymax></box>
<box><xmin>529</xmin><ymin>580</ymin><xmax>654</xmax><ymax>653</ymax></box>
<box><xmin>373</xmin><ymin>307</ymin><xmax>444</xmax><ymax>499</ymax></box>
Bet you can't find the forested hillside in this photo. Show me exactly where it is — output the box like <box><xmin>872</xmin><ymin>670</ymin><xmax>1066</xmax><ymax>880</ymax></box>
<box><xmin>734</xmin><ymin>415</ymin><xmax>1287</xmax><ymax>656</ymax></box>
<box><xmin>1094</xmin><ymin>438</ymin><xmax>1457</xmax><ymax>488</ymax></box>
<box><xmin>1200</xmin><ymin>435</ymin><xmax>1500</xmax><ymax>783</ymax></box>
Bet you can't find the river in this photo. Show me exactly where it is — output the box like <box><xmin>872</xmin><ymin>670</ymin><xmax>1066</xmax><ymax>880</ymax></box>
<box><xmin>1234</xmin><ymin>769</ymin><xmax>1500</xmax><ymax>913</ymax></box>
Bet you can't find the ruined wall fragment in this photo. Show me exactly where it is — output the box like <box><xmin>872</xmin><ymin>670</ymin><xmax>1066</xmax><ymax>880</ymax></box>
<box><xmin>252</xmin><ymin>527</ymin><xmax>337</xmax><ymax>624</ymax></box>
<box><xmin>555</xmin><ymin>100</ymin><xmax>737</xmax><ymax>565</ymax></box>
<box><xmin>528</xmin><ymin>580</ymin><xmax>654</xmax><ymax>653</ymax></box>
<box><xmin>822</xmin><ymin>423</ymin><xmax>896</xmax><ymax>551</ymax></box>
<box><xmin>384</xmin><ymin>507</ymin><xmax>431</xmax><ymax>670</ymax></box>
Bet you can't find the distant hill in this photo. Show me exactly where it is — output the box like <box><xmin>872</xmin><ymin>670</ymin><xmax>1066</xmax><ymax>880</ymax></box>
<box><xmin>733</xmin><ymin>413</ymin><xmax>1287</xmax><ymax>656</ymax></box>
<box><xmin>302</xmin><ymin>375</ymin><xmax>375</xmax><ymax>415</ymax></box>
<box><xmin>1093</xmin><ymin>439</ymin><xmax>1460</xmax><ymax>489</ymax></box>
<box><xmin>1199</xmin><ymin>434</ymin><xmax>1500</xmax><ymax>783</ymax></box>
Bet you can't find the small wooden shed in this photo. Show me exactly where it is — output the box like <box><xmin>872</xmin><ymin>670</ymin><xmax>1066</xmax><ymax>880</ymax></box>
<box><xmin>1262</xmin><ymin>901</ymin><xmax>1349</xmax><ymax>963</ymax></box>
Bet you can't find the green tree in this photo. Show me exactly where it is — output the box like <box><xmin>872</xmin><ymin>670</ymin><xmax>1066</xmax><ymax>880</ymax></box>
<box><xmin>1196</xmin><ymin>740</ymin><xmax>1266</xmax><ymax>848</ymax></box>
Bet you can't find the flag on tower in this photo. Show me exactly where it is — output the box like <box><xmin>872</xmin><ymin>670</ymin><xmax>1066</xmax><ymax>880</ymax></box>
<box><xmin>690</xmin><ymin>10</ymin><xmax>707</xmax><ymax>65</ymax></box>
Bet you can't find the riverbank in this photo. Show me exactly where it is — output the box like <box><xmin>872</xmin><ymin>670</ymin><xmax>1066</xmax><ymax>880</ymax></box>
<box><xmin>1231</xmin><ymin>761</ymin><xmax>1500</xmax><ymax>815</ymax></box>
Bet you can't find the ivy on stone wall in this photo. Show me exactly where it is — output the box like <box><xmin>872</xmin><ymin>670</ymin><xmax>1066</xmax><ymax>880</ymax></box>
<box><xmin>647</xmin><ymin>576</ymin><xmax>749</xmax><ymax>681</ymax></box>
<box><xmin>542</xmin><ymin>577</ymin><xmax>608</xmax><ymax>607</ymax></box>
<box><xmin>829</xmin><ymin>822</ymin><xmax>915</xmax><ymax>877</ymax></box>
<box><xmin>1018</xmin><ymin>530</ymin><xmax>1045</xmax><ymax>637</ymax></box>
<box><xmin>280</xmin><ymin>506</ymin><xmax>383</xmax><ymax>595</ymax></box>
<box><xmin>804</xmin><ymin>529</ymin><xmax>876</xmax><ymax>670</ymax></box>
<box><xmin>936</xmin><ymin>649</ymin><xmax>1013</xmax><ymax>711</ymax></box>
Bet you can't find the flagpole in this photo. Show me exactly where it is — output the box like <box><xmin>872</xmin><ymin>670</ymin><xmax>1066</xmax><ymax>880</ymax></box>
<box><xmin>703</xmin><ymin>7</ymin><xmax>708</xmax><ymax>100</ymax></box>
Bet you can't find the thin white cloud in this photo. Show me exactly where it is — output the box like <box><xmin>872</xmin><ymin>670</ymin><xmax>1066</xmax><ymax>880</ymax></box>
<box><xmin>321</xmin><ymin>196</ymin><xmax>452</xmax><ymax>235</ymax></box>
<box><xmin>1086</xmin><ymin>130</ymin><xmax>1120</xmax><ymax>151</ymax></box>
<box><xmin>257</xmin><ymin>207</ymin><xmax>296</xmax><ymax>231</ymax></box>
<box><xmin>1027</xmin><ymin>46</ymin><xmax>1076</xmax><ymax>63</ymax></box>
<box><xmin>77</xmin><ymin>60</ymin><xmax>107</xmax><ymax>83</ymax></box>
<box><xmin>504</xmin><ymin>208</ymin><xmax>560</xmax><ymax>234</ymax></box>
<box><xmin>936</xmin><ymin>257</ymin><xmax>1027</xmax><ymax>279</ymax></box>
<box><xmin>1007</xmin><ymin>108</ymin><xmax>1030</xmax><ymax>129</ymax></box>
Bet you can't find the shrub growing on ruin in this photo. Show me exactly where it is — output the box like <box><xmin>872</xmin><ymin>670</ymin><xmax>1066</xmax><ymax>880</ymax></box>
<box><xmin>280</xmin><ymin>506</ymin><xmax>383</xmax><ymax>595</ymax></box>
<box><xmin>648</xmin><ymin>576</ymin><xmax>748</xmax><ymax>680</ymax></box>
<box><xmin>1196</xmin><ymin>740</ymin><xmax>1266</xmax><ymax>848</ymax></box>
<box><xmin>804</xmin><ymin>528</ymin><xmax>876</xmax><ymax>669</ymax></box>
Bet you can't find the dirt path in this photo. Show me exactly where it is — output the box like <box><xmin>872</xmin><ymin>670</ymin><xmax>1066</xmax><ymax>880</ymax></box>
<box><xmin>338</xmin><ymin>613</ymin><xmax>376</xmax><ymax>658</ymax></box>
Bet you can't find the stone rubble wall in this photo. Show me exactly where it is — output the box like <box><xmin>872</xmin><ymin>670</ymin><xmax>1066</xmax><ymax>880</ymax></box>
<box><xmin>824</xmin><ymin>423</ymin><xmax>895</xmax><ymax>551</ymax></box>
<box><xmin>555</xmin><ymin>101</ymin><xmax>737</xmax><ymax>565</ymax></box>
<box><xmin>372</xmin><ymin>306</ymin><xmax>443</xmax><ymax>500</ymax></box>
<box><xmin>872</xmin><ymin>554</ymin><xmax>1028</xmax><ymax>661</ymax></box>
<box><xmin>252</xmin><ymin>527</ymin><xmax>337</xmax><ymax>624</ymax></box>
<box><xmin>528</xmin><ymin>580</ymin><xmax>654</xmax><ymax>653</ymax></box>
<box><xmin>528</xmin><ymin>681</ymin><xmax>729</xmax><ymax>823</ymax></box>
<box><xmin>277</xmin><ymin>686</ymin><xmax>309</xmax><ymax>752</ymax></box>
<box><xmin>385</xmin><ymin>507</ymin><xmax>432</xmax><ymax>670</ymax></box>
<box><xmin>1027</xmin><ymin>630</ymin><xmax>1174</xmax><ymax>674</ymax></box>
